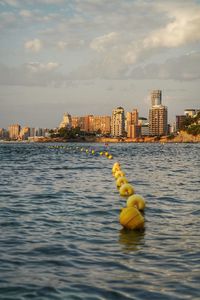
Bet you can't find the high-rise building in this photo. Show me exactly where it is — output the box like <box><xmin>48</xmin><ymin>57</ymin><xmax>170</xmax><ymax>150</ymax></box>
<box><xmin>71</xmin><ymin>116</ymin><xmax>81</xmax><ymax>128</ymax></box>
<box><xmin>19</xmin><ymin>127</ymin><xmax>30</xmax><ymax>140</ymax></box>
<box><xmin>176</xmin><ymin>115</ymin><xmax>186</xmax><ymax>131</ymax></box>
<box><xmin>35</xmin><ymin>128</ymin><xmax>48</xmax><ymax>137</ymax></box>
<box><xmin>126</xmin><ymin>109</ymin><xmax>138</xmax><ymax>129</ymax></box>
<box><xmin>111</xmin><ymin>107</ymin><xmax>125</xmax><ymax>137</ymax></box>
<box><xmin>126</xmin><ymin>109</ymin><xmax>139</xmax><ymax>138</ymax></box>
<box><xmin>59</xmin><ymin>113</ymin><xmax>72</xmax><ymax>129</ymax></box>
<box><xmin>84</xmin><ymin>115</ymin><xmax>94</xmax><ymax>132</ymax></box>
<box><xmin>149</xmin><ymin>105</ymin><xmax>168</xmax><ymax>136</ymax></box>
<box><xmin>151</xmin><ymin>90</ymin><xmax>162</xmax><ymax>106</ymax></box>
<box><xmin>0</xmin><ymin>128</ymin><xmax>8</xmax><ymax>139</ymax></box>
<box><xmin>127</xmin><ymin>125</ymin><xmax>141</xmax><ymax>139</ymax></box>
<box><xmin>138</xmin><ymin>118</ymin><xmax>149</xmax><ymax>136</ymax></box>
<box><xmin>29</xmin><ymin>128</ymin><xmax>35</xmax><ymax>137</ymax></box>
<box><xmin>8</xmin><ymin>124</ymin><xmax>21</xmax><ymax>140</ymax></box>
<box><xmin>71</xmin><ymin>115</ymin><xmax>111</xmax><ymax>134</ymax></box>
<box><xmin>93</xmin><ymin>116</ymin><xmax>111</xmax><ymax>134</ymax></box>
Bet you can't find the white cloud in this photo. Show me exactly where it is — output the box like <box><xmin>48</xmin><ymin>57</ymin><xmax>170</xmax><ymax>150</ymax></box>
<box><xmin>0</xmin><ymin>11</ymin><xmax>16</xmax><ymax>29</ymax></box>
<box><xmin>24</xmin><ymin>39</ymin><xmax>43</xmax><ymax>52</ymax></box>
<box><xmin>0</xmin><ymin>0</ymin><xmax>19</xmax><ymax>7</ymax></box>
<box><xmin>57</xmin><ymin>39</ymin><xmax>85</xmax><ymax>50</ymax></box>
<box><xmin>19</xmin><ymin>10</ymin><xmax>32</xmax><ymax>18</ymax></box>
<box><xmin>143</xmin><ymin>5</ymin><xmax>200</xmax><ymax>49</ymax></box>
<box><xmin>0</xmin><ymin>62</ymin><xmax>63</xmax><ymax>87</ymax></box>
<box><xmin>26</xmin><ymin>62</ymin><xmax>60</xmax><ymax>72</ymax></box>
<box><xmin>128</xmin><ymin>51</ymin><xmax>200</xmax><ymax>81</ymax></box>
<box><xmin>57</xmin><ymin>41</ymin><xmax>67</xmax><ymax>50</ymax></box>
<box><xmin>35</xmin><ymin>0</ymin><xmax>65</xmax><ymax>3</ymax></box>
<box><xmin>90</xmin><ymin>32</ymin><xmax>119</xmax><ymax>52</ymax></box>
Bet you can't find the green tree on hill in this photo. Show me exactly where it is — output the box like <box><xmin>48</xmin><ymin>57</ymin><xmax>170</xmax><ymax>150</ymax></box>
<box><xmin>181</xmin><ymin>112</ymin><xmax>200</xmax><ymax>135</ymax></box>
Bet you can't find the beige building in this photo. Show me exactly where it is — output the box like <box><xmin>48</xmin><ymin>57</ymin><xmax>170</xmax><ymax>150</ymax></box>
<box><xmin>93</xmin><ymin>116</ymin><xmax>111</xmax><ymax>134</ymax></box>
<box><xmin>59</xmin><ymin>113</ymin><xmax>72</xmax><ymax>129</ymax></box>
<box><xmin>19</xmin><ymin>127</ymin><xmax>30</xmax><ymax>140</ymax></box>
<box><xmin>127</xmin><ymin>124</ymin><xmax>141</xmax><ymax>139</ymax></box>
<box><xmin>71</xmin><ymin>115</ymin><xmax>111</xmax><ymax>134</ymax></box>
<box><xmin>8</xmin><ymin>124</ymin><xmax>21</xmax><ymax>139</ymax></box>
<box><xmin>126</xmin><ymin>109</ymin><xmax>139</xmax><ymax>138</ymax></box>
<box><xmin>71</xmin><ymin>116</ymin><xmax>81</xmax><ymax>128</ymax></box>
<box><xmin>149</xmin><ymin>105</ymin><xmax>168</xmax><ymax>136</ymax></box>
<box><xmin>111</xmin><ymin>107</ymin><xmax>125</xmax><ymax>137</ymax></box>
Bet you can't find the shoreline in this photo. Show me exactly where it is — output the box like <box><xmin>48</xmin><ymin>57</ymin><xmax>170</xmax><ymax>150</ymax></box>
<box><xmin>1</xmin><ymin>131</ymin><xmax>200</xmax><ymax>144</ymax></box>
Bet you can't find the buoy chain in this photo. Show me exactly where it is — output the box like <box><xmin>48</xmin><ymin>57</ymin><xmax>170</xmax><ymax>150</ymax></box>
<box><xmin>112</xmin><ymin>162</ymin><xmax>146</xmax><ymax>230</ymax></box>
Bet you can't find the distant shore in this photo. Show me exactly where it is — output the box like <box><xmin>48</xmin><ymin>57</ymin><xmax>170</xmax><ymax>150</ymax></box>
<box><xmin>1</xmin><ymin>131</ymin><xmax>199</xmax><ymax>143</ymax></box>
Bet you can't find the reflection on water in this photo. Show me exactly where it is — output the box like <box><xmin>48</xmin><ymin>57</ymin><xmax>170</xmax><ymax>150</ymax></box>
<box><xmin>119</xmin><ymin>229</ymin><xmax>145</xmax><ymax>252</ymax></box>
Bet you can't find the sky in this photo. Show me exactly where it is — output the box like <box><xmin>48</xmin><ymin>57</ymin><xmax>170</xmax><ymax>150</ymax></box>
<box><xmin>0</xmin><ymin>0</ymin><xmax>200</xmax><ymax>129</ymax></box>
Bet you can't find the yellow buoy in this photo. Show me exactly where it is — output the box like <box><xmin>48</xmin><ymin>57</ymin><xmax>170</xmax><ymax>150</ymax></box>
<box><xmin>114</xmin><ymin>170</ymin><xmax>125</xmax><ymax>179</ymax></box>
<box><xmin>91</xmin><ymin>150</ymin><xmax>95</xmax><ymax>154</ymax></box>
<box><xmin>119</xmin><ymin>207</ymin><xmax>144</xmax><ymax>230</ymax></box>
<box><xmin>119</xmin><ymin>183</ymin><xmax>134</xmax><ymax>197</ymax></box>
<box><xmin>108</xmin><ymin>155</ymin><xmax>113</xmax><ymax>159</ymax></box>
<box><xmin>86</xmin><ymin>149</ymin><xmax>89</xmax><ymax>153</ymax></box>
<box><xmin>112</xmin><ymin>165</ymin><xmax>121</xmax><ymax>175</ymax></box>
<box><xmin>127</xmin><ymin>194</ymin><xmax>146</xmax><ymax>211</ymax></box>
<box><xmin>105</xmin><ymin>152</ymin><xmax>109</xmax><ymax>157</ymax></box>
<box><xmin>99</xmin><ymin>152</ymin><xmax>103</xmax><ymax>156</ymax></box>
<box><xmin>113</xmin><ymin>162</ymin><xmax>120</xmax><ymax>168</ymax></box>
<box><xmin>116</xmin><ymin>176</ymin><xmax>128</xmax><ymax>188</ymax></box>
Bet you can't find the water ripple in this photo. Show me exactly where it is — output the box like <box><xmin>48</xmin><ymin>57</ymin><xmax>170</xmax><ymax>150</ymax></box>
<box><xmin>0</xmin><ymin>142</ymin><xmax>199</xmax><ymax>299</ymax></box>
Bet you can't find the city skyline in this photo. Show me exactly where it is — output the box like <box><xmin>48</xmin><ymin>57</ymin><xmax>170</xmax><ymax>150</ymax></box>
<box><xmin>1</xmin><ymin>0</ymin><xmax>200</xmax><ymax>128</ymax></box>
<box><xmin>0</xmin><ymin>96</ymin><xmax>198</xmax><ymax>130</ymax></box>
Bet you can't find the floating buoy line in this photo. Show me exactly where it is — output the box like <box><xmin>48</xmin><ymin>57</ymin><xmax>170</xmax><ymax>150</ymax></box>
<box><xmin>48</xmin><ymin>145</ymin><xmax>146</xmax><ymax>230</ymax></box>
<box><xmin>112</xmin><ymin>162</ymin><xmax>146</xmax><ymax>230</ymax></box>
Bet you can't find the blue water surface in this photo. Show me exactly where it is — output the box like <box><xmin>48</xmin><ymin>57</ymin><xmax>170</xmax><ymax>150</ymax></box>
<box><xmin>0</xmin><ymin>142</ymin><xmax>199</xmax><ymax>300</ymax></box>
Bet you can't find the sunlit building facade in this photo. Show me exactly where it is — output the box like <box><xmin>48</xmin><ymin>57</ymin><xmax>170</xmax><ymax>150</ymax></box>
<box><xmin>59</xmin><ymin>113</ymin><xmax>72</xmax><ymax>129</ymax></box>
<box><xmin>126</xmin><ymin>109</ymin><xmax>139</xmax><ymax>138</ymax></box>
<box><xmin>149</xmin><ymin>105</ymin><xmax>168</xmax><ymax>136</ymax></box>
<box><xmin>111</xmin><ymin>107</ymin><xmax>125</xmax><ymax>137</ymax></box>
<box><xmin>19</xmin><ymin>127</ymin><xmax>30</xmax><ymax>140</ymax></box>
<box><xmin>8</xmin><ymin>124</ymin><xmax>21</xmax><ymax>140</ymax></box>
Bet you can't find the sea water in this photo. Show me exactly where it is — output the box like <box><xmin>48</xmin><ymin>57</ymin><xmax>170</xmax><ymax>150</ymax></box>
<box><xmin>0</xmin><ymin>143</ymin><xmax>199</xmax><ymax>300</ymax></box>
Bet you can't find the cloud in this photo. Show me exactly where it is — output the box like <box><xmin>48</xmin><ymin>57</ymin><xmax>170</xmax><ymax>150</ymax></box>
<box><xmin>143</xmin><ymin>4</ymin><xmax>200</xmax><ymax>49</ymax></box>
<box><xmin>0</xmin><ymin>0</ymin><xmax>64</xmax><ymax>5</ymax></box>
<box><xmin>0</xmin><ymin>0</ymin><xmax>19</xmax><ymax>7</ymax></box>
<box><xmin>123</xmin><ymin>1</ymin><xmax>200</xmax><ymax>64</ymax></box>
<box><xmin>24</xmin><ymin>39</ymin><xmax>43</xmax><ymax>52</ymax></box>
<box><xmin>90</xmin><ymin>32</ymin><xmax>119</xmax><ymax>52</ymax></box>
<box><xmin>0</xmin><ymin>11</ymin><xmax>16</xmax><ymax>29</ymax></box>
<box><xmin>57</xmin><ymin>39</ymin><xmax>85</xmax><ymax>50</ymax></box>
<box><xmin>19</xmin><ymin>10</ymin><xmax>32</xmax><ymax>18</ymax></box>
<box><xmin>128</xmin><ymin>51</ymin><xmax>200</xmax><ymax>81</ymax></box>
<box><xmin>0</xmin><ymin>62</ymin><xmax>65</xmax><ymax>87</ymax></box>
<box><xmin>26</xmin><ymin>62</ymin><xmax>60</xmax><ymax>72</ymax></box>
<box><xmin>69</xmin><ymin>1</ymin><xmax>200</xmax><ymax>79</ymax></box>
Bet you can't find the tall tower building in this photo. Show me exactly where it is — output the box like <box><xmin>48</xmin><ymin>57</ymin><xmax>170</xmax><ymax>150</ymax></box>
<box><xmin>151</xmin><ymin>90</ymin><xmax>162</xmax><ymax>106</ymax></box>
<box><xmin>149</xmin><ymin>105</ymin><xmax>168</xmax><ymax>136</ymax></box>
<box><xmin>126</xmin><ymin>109</ymin><xmax>140</xmax><ymax>138</ymax></box>
<box><xmin>59</xmin><ymin>113</ymin><xmax>72</xmax><ymax>129</ymax></box>
<box><xmin>111</xmin><ymin>107</ymin><xmax>125</xmax><ymax>137</ymax></box>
